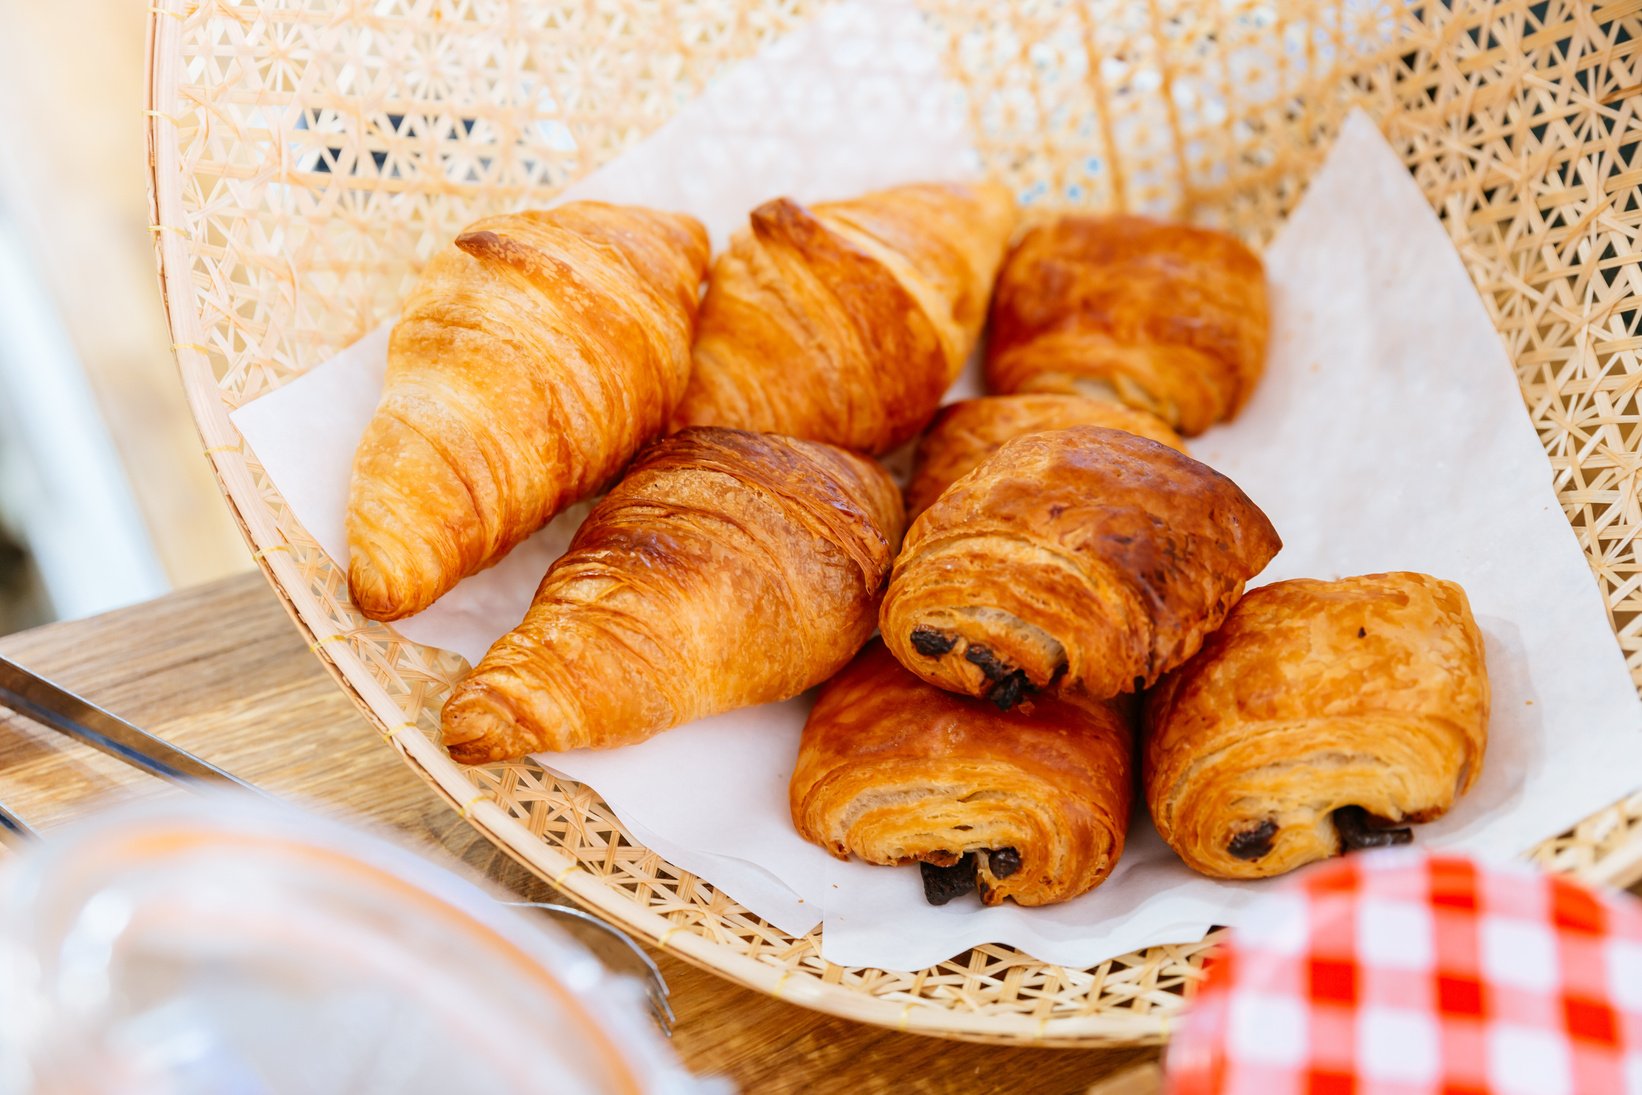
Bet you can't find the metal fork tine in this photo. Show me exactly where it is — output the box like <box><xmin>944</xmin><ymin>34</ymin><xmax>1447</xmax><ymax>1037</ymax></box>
<box><xmin>505</xmin><ymin>900</ymin><xmax>674</xmax><ymax>1037</ymax></box>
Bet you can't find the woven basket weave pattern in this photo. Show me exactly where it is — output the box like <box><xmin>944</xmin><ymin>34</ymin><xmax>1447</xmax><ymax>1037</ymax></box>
<box><xmin>148</xmin><ymin>0</ymin><xmax>1642</xmax><ymax>1044</ymax></box>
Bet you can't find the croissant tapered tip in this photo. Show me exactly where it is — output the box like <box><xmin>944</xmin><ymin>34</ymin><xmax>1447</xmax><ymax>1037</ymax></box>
<box><xmin>453</xmin><ymin>227</ymin><xmax>540</xmax><ymax>271</ymax></box>
<box><xmin>747</xmin><ymin>196</ymin><xmax>816</xmax><ymax>244</ymax></box>
<box><xmin>447</xmin><ymin>740</ymin><xmax>507</xmax><ymax>766</ymax></box>
<box><xmin>347</xmin><ymin>552</ymin><xmax>416</xmax><ymax>622</ymax></box>
<box><xmin>665</xmin><ymin>209</ymin><xmax>710</xmax><ymax>252</ymax></box>
<box><xmin>441</xmin><ymin>681</ymin><xmax>530</xmax><ymax>764</ymax></box>
<box><xmin>453</xmin><ymin>227</ymin><xmax>500</xmax><ymax>254</ymax></box>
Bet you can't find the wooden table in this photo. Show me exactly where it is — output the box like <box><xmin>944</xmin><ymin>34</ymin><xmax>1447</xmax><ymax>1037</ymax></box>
<box><xmin>0</xmin><ymin>574</ymin><xmax>1159</xmax><ymax>1094</ymax></box>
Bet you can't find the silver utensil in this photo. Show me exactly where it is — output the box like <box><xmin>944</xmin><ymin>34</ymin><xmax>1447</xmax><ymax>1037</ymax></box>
<box><xmin>0</xmin><ymin>654</ymin><xmax>259</xmax><ymax>790</ymax></box>
<box><xmin>0</xmin><ymin>654</ymin><xmax>673</xmax><ymax>1033</ymax></box>
<box><xmin>0</xmin><ymin>795</ymin><xmax>36</xmax><ymax>849</ymax></box>
<box><xmin>507</xmin><ymin>902</ymin><xmax>675</xmax><ymax>1036</ymax></box>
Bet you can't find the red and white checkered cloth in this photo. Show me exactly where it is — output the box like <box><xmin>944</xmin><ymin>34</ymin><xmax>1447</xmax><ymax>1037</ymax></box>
<box><xmin>1165</xmin><ymin>850</ymin><xmax>1642</xmax><ymax>1095</ymax></box>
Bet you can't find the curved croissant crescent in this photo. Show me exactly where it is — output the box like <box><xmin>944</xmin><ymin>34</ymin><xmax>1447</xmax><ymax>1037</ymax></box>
<box><xmin>985</xmin><ymin>214</ymin><xmax>1268</xmax><ymax>436</ymax></box>
<box><xmin>882</xmin><ymin>425</ymin><xmax>1281</xmax><ymax>707</ymax></box>
<box><xmin>904</xmin><ymin>393</ymin><xmax>1187</xmax><ymax>521</ymax></box>
<box><xmin>441</xmin><ymin>427</ymin><xmax>906</xmax><ymax>763</ymax></box>
<box><xmin>672</xmin><ymin>181</ymin><xmax>1018</xmax><ymax>455</ymax></box>
<box><xmin>791</xmin><ymin>641</ymin><xmax>1134</xmax><ymax>907</ymax></box>
<box><xmin>1144</xmin><ymin>573</ymin><xmax>1490</xmax><ymax>880</ymax></box>
<box><xmin>346</xmin><ymin>202</ymin><xmax>711</xmax><ymax>621</ymax></box>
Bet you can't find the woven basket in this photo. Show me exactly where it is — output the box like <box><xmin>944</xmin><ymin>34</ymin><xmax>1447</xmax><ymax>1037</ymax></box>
<box><xmin>147</xmin><ymin>0</ymin><xmax>1642</xmax><ymax>1046</ymax></box>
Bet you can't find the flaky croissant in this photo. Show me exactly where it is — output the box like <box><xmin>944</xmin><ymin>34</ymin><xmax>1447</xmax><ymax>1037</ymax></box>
<box><xmin>904</xmin><ymin>393</ymin><xmax>1186</xmax><ymax>521</ymax></box>
<box><xmin>441</xmin><ymin>427</ymin><xmax>905</xmax><ymax>762</ymax></box>
<box><xmin>881</xmin><ymin>425</ymin><xmax>1281</xmax><ymax>708</ymax></box>
<box><xmin>671</xmin><ymin>181</ymin><xmax>1018</xmax><ymax>455</ymax></box>
<box><xmin>1144</xmin><ymin>573</ymin><xmax>1490</xmax><ymax>880</ymax></box>
<box><xmin>346</xmin><ymin>202</ymin><xmax>710</xmax><ymax>621</ymax></box>
<box><xmin>985</xmin><ymin>214</ymin><xmax>1268</xmax><ymax>436</ymax></box>
<box><xmin>791</xmin><ymin>640</ymin><xmax>1134</xmax><ymax>907</ymax></box>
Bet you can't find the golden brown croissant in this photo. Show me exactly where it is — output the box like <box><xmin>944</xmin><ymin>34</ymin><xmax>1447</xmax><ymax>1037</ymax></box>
<box><xmin>790</xmin><ymin>640</ymin><xmax>1134</xmax><ymax>907</ymax></box>
<box><xmin>985</xmin><ymin>214</ymin><xmax>1268</xmax><ymax>436</ymax></box>
<box><xmin>904</xmin><ymin>393</ymin><xmax>1186</xmax><ymax>521</ymax></box>
<box><xmin>671</xmin><ymin>181</ymin><xmax>1018</xmax><ymax>455</ymax></box>
<box><xmin>881</xmin><ymin>425</ymin><xmax>1280</xmax><ymax>707</ymax></box>
<box><xmin>346</xmin><ymin>202</ymin><xmax>710</xmax><ymax>621</ymax></box>
<box><xmin>1144</xmin><ymin>573</ymin><xmax>1490</xmax><ymax>880</ymax></box>
<box><xmin>441</xmin><ymin>427</ymin><xmax>905</xmax><ymax>762</ymax></box>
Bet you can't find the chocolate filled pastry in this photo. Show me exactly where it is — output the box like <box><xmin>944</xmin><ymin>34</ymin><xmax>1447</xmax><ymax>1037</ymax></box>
<box><xmin>789</xmin><ymin>641</ymin><xmax>1134</xmax><ymax>907</ymax></box>
<box><xmin>672</xmin><ymin>181</ymin><xmax>1018</xmax><ymax>455</ymax></box>
<box><xmin>985</xmin><ymin>214</ymin><xmax>1268</xmax><ymax>436</ymax></box>
<box><xmin>1144</xmin><ymin>572</ymin><xmax>1490</xmax><ymax>880</ymax></box>
<box><xmin>881</xmin><ymin>425</ymin><xmax>1281</xmax><ymax>707</ymax></box>
<box><xmin>904</xmin><ymin>393</ymin><xmax>1186</xmax><ymax>521</ymax></box>
<box><xmin>441</xmin><ymin>428</ymin><xmax>905</xmax><ymax>762</ymax></box>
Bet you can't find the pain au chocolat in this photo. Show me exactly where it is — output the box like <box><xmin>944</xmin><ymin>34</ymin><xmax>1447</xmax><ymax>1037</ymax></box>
<box><xmin>1144</xmin><ymin>572</ymin><xmax>1490</xmax><ymax>879</ymax></box>
<box><xmin>791</xmin><ymin>640</ymin><xmax>1134</xmax><ymax>907</ymax></box>
<box><xmin>881</xmin><ymin>425</ymin><xmax>1280</xmax><ymax>708</ymax></box>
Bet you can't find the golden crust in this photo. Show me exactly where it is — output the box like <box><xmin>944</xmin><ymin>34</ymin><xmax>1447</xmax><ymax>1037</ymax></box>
<box><xmin>346</xmin><ymin>202</ymin><xmax>710</xmax><ymax>621</ymax></box>
<box><xmin>881</xmin><ymin>425</ymin><xmax>1281</xmax><ymax>705</ymax></box>
<box><xmin>904</xmin><ymin>394</ymin><xmax>1187</xmax><ymax>521</ymax></box>
<box><xmin>672</xmin><ymin>181</ymin><xmax>1018</xmax><ymax>455</ymax></box>
<box><xmin>440</xmin><ymin>428</ymin><xmax>905</xmax><ymax>762</ymax></box>
<box><xmin>985</xmin><ymin>214</ymin><xmax>1268</xmax><ymax>436</ymax></box>
<box><xmin>1143</xmin><ymin>573</ymin><xmax>1490</xmax><ymax>880</ymax></box>
<box><xmin>790</xmin><ymin>640</ymin><xmax>1134</xmax><ymax>906</ymax></box>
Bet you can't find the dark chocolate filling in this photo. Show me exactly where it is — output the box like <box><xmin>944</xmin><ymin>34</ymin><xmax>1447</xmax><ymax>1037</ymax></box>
<box><xmin>964</xmin><ymin>644</ymin><xmax>1012</xmax><ymax>680</ymax></box>
<box><xmin>919</xmin><ymin>847</ymin><xmax>1024</xmax><ymax>905</ymax></box>
<box><xmin>920</xmin><ymin>854</ymin><xmax>977</xmax><ymax>905</ymax></box>
<box><xmin>964</xmin><ymin>645</ymin><xmax>1035</xmax><ymax>711</ymax></box>
<box><xmin>910</xmin><ymin>627</ymin><xmax>956</xmax><ymax>657</ymax></box>
<box><xmin>1227</xmin><ymin>819</ymin><xmax>1278</xmax><ymax>860</ymax></box>
<box><xmin>1334</xmin><ymin>805</ymin><xmax>1413</xmax><ymax>851</ymax></box>
<box><xmin>987</xmin><ymin>670</ymin><xmax>1032</xmax><ymax>710</ymax></box>
<box><xmin>988</xmin><ymin>847</ymin><xmax>1023</xmax><ymax>878</ymax></box>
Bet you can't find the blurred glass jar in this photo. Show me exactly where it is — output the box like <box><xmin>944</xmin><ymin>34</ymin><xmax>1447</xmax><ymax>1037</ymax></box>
<box><xmin>0</xmin><ymin>796</ymin><xmax>714</xmax><ymax>1095</ymax></box>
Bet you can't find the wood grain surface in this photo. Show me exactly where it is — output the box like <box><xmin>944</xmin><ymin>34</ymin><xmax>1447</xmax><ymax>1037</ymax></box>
<box><xmin>0</xmin><ymin>574</ymin><xmax>1159</xmax><ymax>1094</ymax></box>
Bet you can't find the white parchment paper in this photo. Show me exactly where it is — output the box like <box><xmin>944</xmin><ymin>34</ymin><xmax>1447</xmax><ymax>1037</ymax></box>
<box><xmin>232</xmin><ymin>5</ymin><xmax>1642</xmax><ymax>969</ymax></box>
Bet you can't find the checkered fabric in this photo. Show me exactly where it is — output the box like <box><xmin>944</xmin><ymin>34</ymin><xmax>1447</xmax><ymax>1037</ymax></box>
<box><xmin>1165</xmin><ymin>850</ymin><xmax>1642</xmax><ymax>1095</ymax></box>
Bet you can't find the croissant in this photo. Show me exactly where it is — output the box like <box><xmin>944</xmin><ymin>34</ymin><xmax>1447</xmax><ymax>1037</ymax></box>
<box><xmin>441</xmin><ymin>427</ymin><xmax>905</xmax><ymax>762</ymax></box>
<box><xmin>985</xmin><ymin>214</ymin><xmax>1268</xmax><ymax>436</ymax></box>
<box><xmin>1144</xmin><ymin>572</ymin><xmax>1490</xmax><ymax>880</ymax></box>
<box><xmin>881</xmin><ymin>425</ymin><xmax>1280</xmax><ymax>708</ymax></box>
<box><xmin>790</xmin><ymin>640</ymin><xmax>1134</xmax><ymax>907</ymax></box>
<box><xmin>346</xmin><ymin>202</ymin><xmax>710</xmax><ymax>621</ymax></box>
<box><xmin>671</xmin><ymin>181</ymin><xmax>1018</xmax><ymax>455</ymax></box>
<box><xmin>904</xmin><ymin>393</ymin><xmax>1186</xmax><ymax>521</ymax></box>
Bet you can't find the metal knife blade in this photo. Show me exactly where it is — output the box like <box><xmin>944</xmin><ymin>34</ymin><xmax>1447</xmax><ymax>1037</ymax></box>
<box><xmin>0</xmin><ymin>797</ymin><xmax>36</xmax><ymax>847</ymax></box>
<box><xmin>0</xmin><ymin>654</ymin><xmax>261</xmax><ymax>793</ymax></box>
